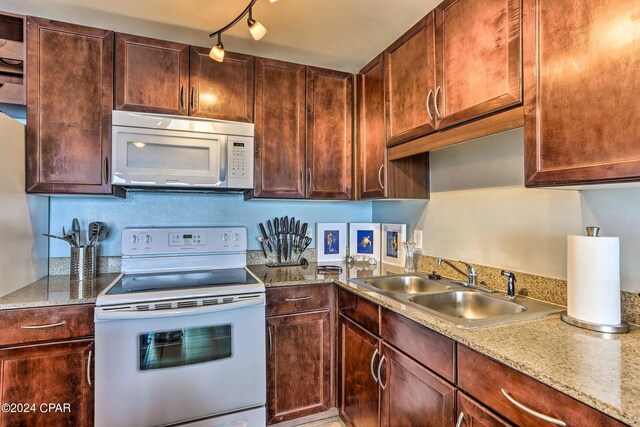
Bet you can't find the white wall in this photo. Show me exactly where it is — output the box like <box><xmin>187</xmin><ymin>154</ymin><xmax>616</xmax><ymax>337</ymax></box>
<box><xmin>0</xmin><ymin>113</ymin><xmax>49</xmax><ymax>296</ymax></box>
<box><xmin>373</xmin><ymin>129</ymin><xmax>640</xmax><ymax>292</ymax></box>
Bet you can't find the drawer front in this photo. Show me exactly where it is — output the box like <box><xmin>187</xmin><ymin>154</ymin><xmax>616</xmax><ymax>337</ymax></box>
<box><xmin>0</xmin><ymin>304</ymin><xmax>94</xmax><ymax>347</ymax></box>
<box><xmin>380</xmin><ymin>307</ymin><xmax>455</xmax><ymax>383</ymax></box>
<box><xmin>266</xmin><ymin>284</ymin><xmax>332</xmax><ymax>316</ymax></box>
<box><xmin>338</xmin><ymin>287</ymin><xmax>379</xmax><ymax>335</ymax></box>
<box><xmin>458</xmin><ymin>345</ymin><xmax>625</xmax><ymax>427</ymax></box>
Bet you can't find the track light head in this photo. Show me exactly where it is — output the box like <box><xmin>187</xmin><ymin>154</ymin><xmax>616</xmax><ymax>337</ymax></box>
<box><xmin>248</xmin><ymin>8</ymin><xmax>267</xmax><ymax>41</ymax></box>
<box><xmin>209</xmin><ymin>34</ymin><xmax>225</xmax><ymax>62</ymax></box>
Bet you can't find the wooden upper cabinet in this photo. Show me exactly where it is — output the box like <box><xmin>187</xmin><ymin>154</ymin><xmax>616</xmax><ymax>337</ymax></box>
<box><xmin>26</xmin><ymin>17</ymin><xmax>113</xmax><ymax>194</ymax></box>
<box><xmin>379</xmin><ymin>343</ymin><xmax>455</xmax><ymax>427</ymax></box>
<box><xmin>253</xmin><ymin>58</ymin><xmax>306</xmax><ymax>199</ymax></box>
<box><xmin>306</xmin><ymin>66</ymin><xmax>353</xmax><ymax>200</ymax></box>
<box><xmin>115</xmin><ymin>33</ymin><xmax>189</xmax><ymax>115</ymax></box>
<box><xmin>457</xmin><ymin>392</ymin><xmax>512</xmax><ymax>427</ymax></box>
<box><xmin>358</xmin><ymin>54</ymin><xmax>387</xmax><ymax>199</ymax></box>
<box><xmin>434</xmin><ymin>0</ymin><xmax>522</xmax><ymax>130</ymax></box>
<box><xmin>189</xmin><ymin>47</ymin><xmax>254</xmax><ymax>122</ymax></box>
<box><xmin>0</xmin><ymin>340</ymin><xmax>94</xmax><ymax>426</ymax></box>
<box><xmin>0</xmin><ymin>13</ymin><xmax>25</xmax><ymax>105</ymax></box>
<box><xmin>524</xmin><ymin>0</ymin><xmax>640</xmax><ymax>186</ymax></box>
<box><xmin>266</xmin><ymin>310</ymin><xmax>331</xmax><ymax>424</ymax></box>
<box><xmin>385</xmin><ymin>13</ymin><xmax>436</xmax><ymax>146</ymax></box>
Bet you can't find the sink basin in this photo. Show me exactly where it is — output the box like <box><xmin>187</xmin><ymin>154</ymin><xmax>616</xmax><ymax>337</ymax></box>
<box><xmin>409</xmin><ymin>291</ymin><xmax>526</xmax><ymax>320</ymax></box>
<box><xmin>360</xmin><ymin>275</ymin><xmax>453</xmax><ymax>294</ymax></box>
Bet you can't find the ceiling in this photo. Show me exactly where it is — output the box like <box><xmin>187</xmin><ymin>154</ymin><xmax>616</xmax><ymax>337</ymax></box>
<box><xmin>2</xmin><ymin>0</ymin><xmax>441</xmax><ymax>72</ymax></box>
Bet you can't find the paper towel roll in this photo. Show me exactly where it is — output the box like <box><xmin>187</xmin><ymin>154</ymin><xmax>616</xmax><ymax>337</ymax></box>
<box><xmin>567</xmin><ymin>235</ymin><xmax>620</xmax><ymax>325</ymax></box>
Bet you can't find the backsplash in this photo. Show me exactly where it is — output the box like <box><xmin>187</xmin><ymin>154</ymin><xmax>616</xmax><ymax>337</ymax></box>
<box><xmin>416</xmin><ymin>255</ymin><xmax>640</xmax><ymax>326</ymax></box>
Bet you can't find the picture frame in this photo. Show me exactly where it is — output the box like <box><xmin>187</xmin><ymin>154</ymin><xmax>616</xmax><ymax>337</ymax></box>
<box><xmin>316</xmin><ymin>223</ymin><xmax>347</xmax><ymax>262</ymax></box>
<box><xmin>381</xmin><ymin>224</ymin><xmax>407</xmax><ymax>267</ymax></box>
<box><xmin>349</xmin><ymin>223</ymin><xmax>381</xmax><ymax>261</ymax></box>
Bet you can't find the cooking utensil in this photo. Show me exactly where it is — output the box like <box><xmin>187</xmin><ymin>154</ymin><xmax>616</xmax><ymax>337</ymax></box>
<box><xmin>256</xmin><ymin>237</ymin><xmax>268</xmax><ymax>258</ymax></box>
<box><xmin>89</xmin><ymin>221</ymin><xmax>107</xmax><ymax>246</ymax></box>
<box><xmin>259</xmin><ymin>223</ymin><xmax>272</xmax><ymax>252</ymax></box>
<box><xmin>72</xmin><ymin>218</ymin><xmax>81</xmax><ymax>247</ymax></box>
<box><xmin>43</xmin><ymin>233</ymin><xmax>79</xmax><ymax>248</ymax></box>
<box><xmin>267</xmin><ymin>220</ymin><xmax>274</xmax><ymax>239</ymax></box>
<box><xmin>299</xmin><ymin>223</ymin><xmax>308</xmax><ymax>251</ymax></box>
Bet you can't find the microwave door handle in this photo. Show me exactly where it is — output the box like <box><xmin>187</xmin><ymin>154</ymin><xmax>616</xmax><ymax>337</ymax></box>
<box><xmin>219</xmin><ymin>136</ymin><xmax>228</xmax><ymax>184</ymax></box>
<box><xmin>95</xmin><ymin>296</ymin><xmax>264</xmax><ymax>321</ymax></box>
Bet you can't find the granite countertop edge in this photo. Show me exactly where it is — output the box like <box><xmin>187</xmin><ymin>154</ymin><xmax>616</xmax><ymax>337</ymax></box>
<box><xmin>262</xmin><ymin>277</ymin><xmax>638</xmax><ymax>426</ymax></box>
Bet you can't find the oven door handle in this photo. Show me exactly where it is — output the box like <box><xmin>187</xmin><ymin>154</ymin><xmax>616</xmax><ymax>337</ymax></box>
<box><xmin>95</xmin><ymin>297</ymin><xmax>264</xmax><ymax>321</ymax></box>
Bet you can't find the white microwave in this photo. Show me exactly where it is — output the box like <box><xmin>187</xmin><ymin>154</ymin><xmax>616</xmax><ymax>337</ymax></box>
<box><xmin>112</xmin><ymin>111</ymin><xmax>254</xmax><ymax>189</ymax></box>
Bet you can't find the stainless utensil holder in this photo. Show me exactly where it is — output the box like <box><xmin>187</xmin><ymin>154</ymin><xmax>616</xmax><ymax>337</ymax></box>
<box><xmin>70</xmin><ymin>246</ymin><xmax>96</xmax><ymax>280</ymax></box>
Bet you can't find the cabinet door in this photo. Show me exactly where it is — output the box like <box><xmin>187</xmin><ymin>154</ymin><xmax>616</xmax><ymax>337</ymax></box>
<box><xmin>189</xmin><ymin>47</ymin><xmax>254</xmax><ymax>122</ymax></box>
<box><xmin>384</xmin><ymin>13</ymin><xmax>436</xmax><ymax>146</ymax></box>
<box><xmin>0</xmin><ymin>340</ymin><xmax>93</xmax><ymax>426</ymax></box>
<box><xmin>379</xmin><ymin>343</ymin><xmax>455</xmax><ymax>427</ymax></box>
<box><xmin>306</xmin><ymin>66</ymin><xmax>353</xmax><ymax>200</ymax></box>
<box><xmin>266</xmin><ymin>310</ymin><xmax>331</xmax><ymax>424</ymax></box>
<box><xmin>26</xmin><ymin>17</ymin><xmax>113</xmax><ymax>194</ymax></box>
<box><xmin>456</xmin><ymin>392</ymin><xmax>513</xmax><ymax>427</ymax></box>
<box><xmin>253</xmin><ymin>58</ymin><xmax>306</xmax><ymax>198</ymax></box>
<box><xmin>523</xmin><ymin>0</ymin><xmax>640</xmax><ymax>186</ymax></box>
<box><xmin>115</xmin><ymin>33</ymin><xmax>189</xmax><ymax>115</ymax></box>
<box><xmin>434</xmin><ymin>0</ymin><xmax>521</xmax><ymax>130</ymax></box>
<box><xmin>339</xmin><ymin>316</ymin><xmax>379</xmax><ymax>427</ymax></box>
<box><xmin>358</xmin><ymin>54</ymin><xmax>386</xmax><ymax>199</ymax></box>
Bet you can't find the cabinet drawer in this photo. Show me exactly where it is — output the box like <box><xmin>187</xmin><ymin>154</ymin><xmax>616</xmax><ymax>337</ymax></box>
<box><xmin>0</xmin><ymin>305</ymin><xmax>94</xmax><ymax>347</ymax></box>
<box><xmin>266</xmin><ymin>284</ymin><xmax>332</xmax><ymax>316</ymax></box>
<box><xmin>458</xmin><ymin>345</ymin><xmax>625</xmax><ymax>427</ymax></box>
<box><xmin>338</xmin><ymin>287</ymin><xmax>379</xmax><ymax>335</ymax></box>
<box><xmin>380</xmin><ymin>307</ymin><xmax>455</xmax><ymax>382</ymax></box>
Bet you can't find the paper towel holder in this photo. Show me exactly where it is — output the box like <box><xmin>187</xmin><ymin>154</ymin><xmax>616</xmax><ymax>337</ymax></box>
<box><xmin>561</xmin><ymin>226</ymin><xmax>630</xmax><ymax>334</ymax></box>
<box><xmin>560</xmin><ymin>313</ymin><xmax>629</xmax><ymax>334</ymax></box>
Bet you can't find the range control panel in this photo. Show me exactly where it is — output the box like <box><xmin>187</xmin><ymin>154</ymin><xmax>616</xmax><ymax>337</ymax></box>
<box><xmin>122</xmin><ymin>227</ymin><xmax>247</xmax><ymax>256</ymax></box>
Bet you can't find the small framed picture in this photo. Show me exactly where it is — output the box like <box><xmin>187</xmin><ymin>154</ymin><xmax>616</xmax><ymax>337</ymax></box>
<box><xmin>349</xmin><ymin>223</ymin><xmax>381</xmax><ymax>261</ymax></box>
<box><xmin>316</xmin><ymin>223</ymin><xmax>347</xmax><ymax>262</ymax></box>
<box><xmin>382</xmin><ymin>224</ymin><xmax>407</xmax><ymax>267</ymax></box>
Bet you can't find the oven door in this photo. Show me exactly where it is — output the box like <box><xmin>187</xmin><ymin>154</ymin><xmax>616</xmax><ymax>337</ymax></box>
<box><xmin>95</xmin><ymin>296</ymin><xmax>266</xmax><ymax>427</ymax></box>
<box><xmin>112</xmin><ymin>125</ymin><xmax>227</xmax><ymax>187</ymax></box>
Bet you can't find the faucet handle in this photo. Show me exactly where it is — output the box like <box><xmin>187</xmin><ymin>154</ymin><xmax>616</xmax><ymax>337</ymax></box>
<box><xmin>458</xmin><ymin>260</ymin><xmax>476</xmax><ymax>275</ymax></box>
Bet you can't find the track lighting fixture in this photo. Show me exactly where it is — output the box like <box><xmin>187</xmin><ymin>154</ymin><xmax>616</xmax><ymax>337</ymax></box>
<box><xmin>209</xmin><ymin>0</ymin><xmax>267</xmax><ymax>62</ymax></box>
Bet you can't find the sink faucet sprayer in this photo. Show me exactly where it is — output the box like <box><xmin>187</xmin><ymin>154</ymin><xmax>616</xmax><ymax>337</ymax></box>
<box><xmin>501</xmin><ymin>270</ymin><xmax>517</xmax><ymax>298</ymax></box>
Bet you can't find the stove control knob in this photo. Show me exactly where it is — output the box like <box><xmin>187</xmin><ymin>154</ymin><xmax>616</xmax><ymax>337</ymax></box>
<box><xmin>129</xmin><ymin>235</ymin><xmax>139</xmax><ymax>244</ymax></box>
<box><xmin>233</xmin><ymin>233</ymin><xmax>239</xmax><ymax>241</ymax></box>
<box><xmin>223</xmin><ymin>233</ymin><xmax>229</xmax><ymax>242</ymax></box>
<box><xmin>144</xmin><ymin>235</ymin><xmax>152</xmax><ymax>244</ymax></box>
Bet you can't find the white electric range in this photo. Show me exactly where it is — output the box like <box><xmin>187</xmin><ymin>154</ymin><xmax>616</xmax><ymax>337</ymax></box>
<box><xmin>95</xmin><ymin>227</ymin><xmax>266</xmax><ymax>427</ymax></box>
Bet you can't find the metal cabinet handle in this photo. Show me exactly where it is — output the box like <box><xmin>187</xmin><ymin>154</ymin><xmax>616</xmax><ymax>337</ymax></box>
<box><xmin>267</xmin><ymin>326</ymin><xmax>273</xmax><ymax>356</ymax></box>
<box><xmin>180</xmin><ymin>85</ymin><xmax>185</xmax><ymax>110</ymax></box>
<box><xmin>455</xmin><ymin>412</ymin><xmax>465</xmax><ymax>427</ymax></box>
<box><xmin>426</xmin><ymin>89</ymin><xmax>434</xmax><ymax>120</ymax></box>
<box><xmin>299</xmin><ymin>169</ymin><xmax>304</xmax><ymax>190</ymax></box>
<box><xmin>86</xmin><ymin>349</ymin><xmax>92</xmax><ymax>386</ymax></box>
<box><xmin>377</xmin><ymin>354</ymin><xmax>387</xmax><ymax>390</ymax></box>
<box><xmin>190</xmin><ymin>86</ymin><xmax>195</xmax><ymax>110</ymax></box>
<box><xmin>434</xmin><ymin>86</ymin><xmax>442</xmax><ymax>118</ymax></box>
<box><xmin>0</xmin><ymin>82</ymin><xmax>4</xmax><ymax>88</ymax></box>
<box><xmin>285</xmin><ymin>296</ymin><xmax>311</xmax><ymax>302</ymax></box>
<box><xmin>307</xmin><ymin>168</ymin><xmax>312</xmax><ymax>192</ymax></box>
<box><xmin>104</xmin><ymin>157</ymin><xmax>109</xmax><ymax>184</ymax></box>
<box><xmin>20</xmin><ymin>321</ymin><xmax>66</xmax><ymax>329</ymax></box>
<box><xmin>370</xmin><ymin>348</ymin><xmax>379</xmax><ymax>383</ymax></box>
<box><xmin>377</xmin><ymin>164</ymin><xmax>385</xmax><ymax>189</ymax></box>
<box><xmin>501</xmin><ymin>389</ymin><xmax>567</xmax><ymax>426</ymax></box>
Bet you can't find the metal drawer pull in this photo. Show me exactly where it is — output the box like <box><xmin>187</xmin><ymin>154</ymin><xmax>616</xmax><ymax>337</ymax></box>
<box><xmin>434</xmin><ymin>86</ymin><xmax>442</xmax><ymax>118</ymax></box>
<box><xmin>87</xmin><ymin>350</ymin><xmax>92</xmax><ymax>386</ymax></box>
<box><xmin>268</xmin><ymin>326</ymin><xmax>273</xmax><ymax>356</ymax></box>
<box><xmin>20</xmin><ymin>321</ymin><xmax>66</xmax><ymax>329</ymax></box>
<box><xmin>501</xmin><ymin>389</ymin><xmax>566</xmax><ymax>426</ymax></box>
<box><xmin>377</xmin><ymin>355</ymin><xmax>387</xmax><ymax>390</ymax></box>
<box><xmin>285</xmin><ymin>296</ymin><xmax>311</xmax><ymax>302</ymax></box>
<box><xmin>455</xmin><ymin>412</ymin><xmax>465</xmax><ymax>427</ymax></box>
<box><xmin>370</xmin><ymin>348</ymin><xmax>379</xmax><ymax>383</ymax></box>
<box><xmin>426</xmin><ymin>89</ymin><xmax>434</xmax><ymax>120</ymax></box>
<box><xmin>378</xmin><ymin>164</ymin><xmax>385</xmax><ymax>189</ymax></box>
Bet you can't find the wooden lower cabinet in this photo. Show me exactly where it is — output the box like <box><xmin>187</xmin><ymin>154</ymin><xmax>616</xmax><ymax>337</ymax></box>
<box><xmin>379</xmin><ymin>343</ymin><xmax>455</xmax><ymax>427</ymax></box>
<box><xmin>0</xmin><ymin>339</ymin><xmax>94</xmax><ymax>427</ymax></box>
<box><xmin>266</xmin><ymin>310</ymin><xmax>331</xmax><ymax>424</ymax></box>
<box><xmin>339</xmin><ymin>316</ymin><xmax>380</xmax><ymax>427</ymax></box>
<box><xmin>456</xmin><ymin>392</ymin><xmax>512</xmax><ymax>427</ymax></box>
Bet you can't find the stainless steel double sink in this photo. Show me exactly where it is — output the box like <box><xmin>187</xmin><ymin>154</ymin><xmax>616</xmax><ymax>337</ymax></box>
<box><xmin>349</xmin><ymin>274</ymin><xmax>563</xmax><ymax>328</ymax></box>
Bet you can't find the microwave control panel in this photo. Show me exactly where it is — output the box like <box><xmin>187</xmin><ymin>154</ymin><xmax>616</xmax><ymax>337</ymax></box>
<box><xmin>227</xmin><ymin>137</ymin><xmax>254</xmax><ymax>188</ymax></box>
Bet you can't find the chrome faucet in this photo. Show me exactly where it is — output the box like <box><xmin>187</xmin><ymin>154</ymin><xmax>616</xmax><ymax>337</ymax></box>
<box><xmin>436</xmin><ymin>258</ymin><xmax>495</xmax><ymax>293</ymax></box>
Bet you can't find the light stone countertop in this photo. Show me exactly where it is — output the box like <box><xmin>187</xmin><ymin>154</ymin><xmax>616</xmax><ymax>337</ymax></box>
<box><xmin>249</xmin><ymin>263</ymin><xmax>640</xmax><ymax>426</ymax></box>
<box><xmin>0</xmin><ymin>274</ymin><xmax>118</xmax><ymax>309</ymax></box>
